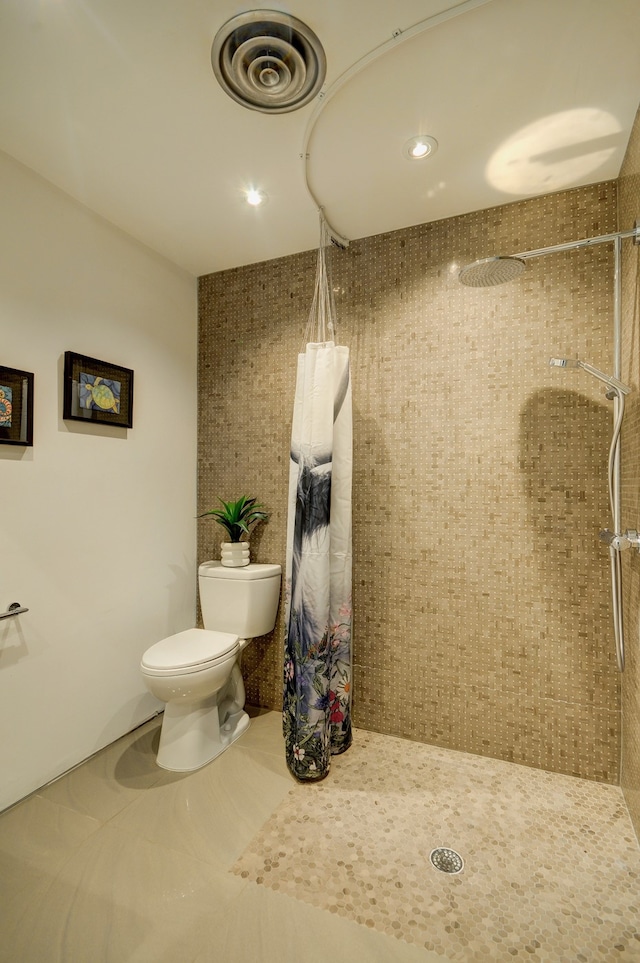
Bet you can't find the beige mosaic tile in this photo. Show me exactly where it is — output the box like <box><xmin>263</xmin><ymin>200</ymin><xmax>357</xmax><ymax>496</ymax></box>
<box><xmin>199</xmin><ymin>182</ymin><xmax>622</xmax><ymax>783</ymax></box>
<box><xmin>234</xmin><ymin>728</ymin><xmax>640</xmax><ymax>961</ymax></box>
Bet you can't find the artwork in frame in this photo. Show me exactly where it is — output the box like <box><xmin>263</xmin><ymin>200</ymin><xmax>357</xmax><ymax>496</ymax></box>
<box><xmin>63</xmin><ymin>352</ymin><xmax>134</xmax><ymax>428</ymax></box>
<box><xmin>0</xmin><ymin>365</ymin><xmax>34</xmax><ymax>447</ymax></box>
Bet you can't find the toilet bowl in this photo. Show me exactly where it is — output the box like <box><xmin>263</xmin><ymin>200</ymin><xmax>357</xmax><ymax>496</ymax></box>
<box><xmin>140</xmin><ymin>561</ymin><xmax>281</xmax><ymax>771</ymax></box>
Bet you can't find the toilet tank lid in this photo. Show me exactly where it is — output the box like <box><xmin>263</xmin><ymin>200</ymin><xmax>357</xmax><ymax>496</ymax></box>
<box><xmin>198</xmin><ymin>561</ymin><xmax>282</xmax><ymax>580</ymax></box>
<box><xmin>141</xmin><ymin>628</ymin><xmax>239</xmax><ymax>671</ymax></box>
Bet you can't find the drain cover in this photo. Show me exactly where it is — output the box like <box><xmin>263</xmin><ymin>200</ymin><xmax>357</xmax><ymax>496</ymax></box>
<box><xmin>430</xmin><ymin>848</ymin><xmax>464</xmax><ymax>874</ymax></box>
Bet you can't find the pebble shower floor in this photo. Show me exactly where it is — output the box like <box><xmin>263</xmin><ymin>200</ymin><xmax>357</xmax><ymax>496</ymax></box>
<box><xmin>234</xmin><ymin>727</ymin><xmax>640</xmax><ymax>961</ymax></box>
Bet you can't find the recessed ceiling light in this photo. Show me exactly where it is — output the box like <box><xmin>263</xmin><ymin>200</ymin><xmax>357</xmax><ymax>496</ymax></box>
<box><xmin>403</xmin><ymin>135</ymin><xmax>438</xmax><ymax>160</ymax></box>
<box><xmin>246</xmin><ymin>188</ymin><xmax>267</xmax><ymax>206</ymax></box>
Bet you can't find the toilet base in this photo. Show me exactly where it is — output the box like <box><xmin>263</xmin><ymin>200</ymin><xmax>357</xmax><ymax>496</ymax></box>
<box><xmin>156</xmin><ymin>702</ymin><xmax>250</xmax><ymax>772</ymax></box>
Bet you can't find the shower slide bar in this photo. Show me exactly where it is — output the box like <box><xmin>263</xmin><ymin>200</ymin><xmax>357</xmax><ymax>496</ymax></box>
<box><xmin>461</xmin><ymin>220</ymin><xmax>640</xmax><ymax>672</ymax></box>
<box><xmin>540</xmin><ymin>226</ymin><xmax>639</xmax><ymax>673</ymax></box>
<box><xmin>0</xmin><ymin>602</ymin><xmax>29</xmax><ymax>620</ymax></box>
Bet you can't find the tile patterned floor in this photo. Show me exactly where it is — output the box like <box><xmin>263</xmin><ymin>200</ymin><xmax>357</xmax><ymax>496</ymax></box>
<box><xmin>1</xmin><ymin>709</ymin><xmax>639</xmax><ymax>962</ymax></box>
<box><xmin>0</xmin><ymin>710</ymin><xmax>437</xmax><ymax>963</ymax></box>
<box><xmin>234</xmin><ymin>727</ymin><xmax>640</xmax><ymax>961</ymax></box>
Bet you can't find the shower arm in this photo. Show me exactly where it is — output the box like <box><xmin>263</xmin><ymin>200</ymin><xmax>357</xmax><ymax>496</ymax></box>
<box><xmin>512</xmin><ymin>225</ymin><xmax>640</xmax><ymax>263</ymax></box>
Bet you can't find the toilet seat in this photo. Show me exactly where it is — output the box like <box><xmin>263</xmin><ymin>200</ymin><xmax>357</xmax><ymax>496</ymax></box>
<box><xmin>141</xmin><ymin>628</ymin><xmax>239</xmax><ymax>677</ymax></box>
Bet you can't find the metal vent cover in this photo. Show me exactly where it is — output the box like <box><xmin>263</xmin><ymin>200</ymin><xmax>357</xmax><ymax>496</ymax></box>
<box><xmin>211</xmin><ymin>10</ymin><xmax>326</xmax><ymax>114</ymax></box>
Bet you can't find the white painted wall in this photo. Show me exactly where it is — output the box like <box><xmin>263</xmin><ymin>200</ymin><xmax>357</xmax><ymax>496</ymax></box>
<box><xmin>0</xmin><ymin>152</ymin><xmax>198</xmax><ymax>811</ymax></box>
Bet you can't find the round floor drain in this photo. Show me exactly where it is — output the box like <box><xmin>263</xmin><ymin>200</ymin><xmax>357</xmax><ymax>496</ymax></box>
<box><xmin>430</xmin><ymin>848</ymin><xmax>464</xmax><ymax>874</ymax></box>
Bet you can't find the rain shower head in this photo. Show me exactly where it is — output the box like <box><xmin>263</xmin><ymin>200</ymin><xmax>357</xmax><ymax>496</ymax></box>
<box><xmin>459</xmin><ymin>225</ymin><xmax>640</xmax><ymax>288</ymax></box>
<box><xmin>549</xmin><ymin>358</ymin><xmax>631</xmax><ymax>395</ymax></box>
<box><xmin>458</xmin><ymin>256</ymin><xmax>526</xmax><ymax>287</ymax></box>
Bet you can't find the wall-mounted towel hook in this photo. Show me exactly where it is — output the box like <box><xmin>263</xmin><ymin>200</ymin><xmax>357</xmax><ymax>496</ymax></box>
<box><xmin>0</xmin><ymin>602</ymin><xmax>29</xmax><ymax>621</ymax></box>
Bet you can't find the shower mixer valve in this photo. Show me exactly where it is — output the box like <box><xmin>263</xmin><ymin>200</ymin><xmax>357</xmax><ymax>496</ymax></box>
<box><xmin>599</xmin><ymin>529</ymin><xmax>640</xmax><ymax>552</ymax></box>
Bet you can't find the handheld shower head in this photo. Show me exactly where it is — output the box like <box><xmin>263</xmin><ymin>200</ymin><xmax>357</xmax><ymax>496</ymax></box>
<box><xmin>549</xmin><ymin>358</ymin><xmax>631</xmax><ymax>395</ymax></box>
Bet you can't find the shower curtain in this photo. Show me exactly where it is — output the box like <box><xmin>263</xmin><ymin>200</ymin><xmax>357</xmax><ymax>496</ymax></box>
<box><xmin>283</xmin><ymin>226</ymin><xmax>353</xmax><ymax>781</ymax></box>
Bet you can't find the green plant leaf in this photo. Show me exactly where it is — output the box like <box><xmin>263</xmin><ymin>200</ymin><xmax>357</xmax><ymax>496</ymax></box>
<box><xmin>198</xmin><ymin>495</ymin><xmax>270</xmax><ymax>542</ymax></box>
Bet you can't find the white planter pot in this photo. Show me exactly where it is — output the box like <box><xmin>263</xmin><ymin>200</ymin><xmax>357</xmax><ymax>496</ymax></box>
<box><xmin>221</xmin><ymin>541</ymin><xmax>250</xmax><ymax>567</ymax></box>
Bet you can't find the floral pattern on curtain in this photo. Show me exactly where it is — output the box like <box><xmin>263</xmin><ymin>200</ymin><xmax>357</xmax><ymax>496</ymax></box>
<box><xmin>283</xmin><ymin>341</ymin><xmax>353</xmax><ymax>781</ymax></box>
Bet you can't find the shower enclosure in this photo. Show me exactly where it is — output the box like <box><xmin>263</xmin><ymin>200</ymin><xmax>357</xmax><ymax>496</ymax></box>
<box><xmin>459</xmin><ymin>222</ymin><xmax>640</xmax><ymax>671</ymax></box>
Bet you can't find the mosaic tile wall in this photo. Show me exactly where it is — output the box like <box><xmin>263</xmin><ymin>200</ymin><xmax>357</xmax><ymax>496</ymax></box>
<box><xmin>619</xmin><ymin>104</ymin><xmax>640</xmax><ymax>837</ymax></box>
<box><xmin>198</xmin><ymin>182</ymin><xmax>620</xmax><ymax>783</ymax></box>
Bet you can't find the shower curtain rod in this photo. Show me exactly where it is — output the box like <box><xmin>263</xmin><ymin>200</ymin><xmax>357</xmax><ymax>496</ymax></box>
<box><xmin>300</xmin><ymin>0</ymin><xmax>496</xmax><ymax>248</ymax></box>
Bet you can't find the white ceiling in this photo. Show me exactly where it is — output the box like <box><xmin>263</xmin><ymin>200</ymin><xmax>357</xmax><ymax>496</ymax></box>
<box><xmin>1</xmin><ymin>0</ymin><xmax>639</xmax><ymax>277</ymax></box>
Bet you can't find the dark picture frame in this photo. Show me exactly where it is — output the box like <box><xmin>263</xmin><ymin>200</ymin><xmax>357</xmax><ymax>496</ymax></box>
<box><xmin>0</xmin><ymin>365</ymin><xmax>34</xmax><ymax>447</ymax></box>
<box><xmin>63</xmin><ymin>351</ymin><xmax>134</xmax><ymax>428</ymax></box>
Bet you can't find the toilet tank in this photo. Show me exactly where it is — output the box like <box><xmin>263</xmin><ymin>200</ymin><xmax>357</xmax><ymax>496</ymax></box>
<box><xmin>198</xmin><ymin>561</ymin><xmax>282</xmax><ymax>638</ymax></box>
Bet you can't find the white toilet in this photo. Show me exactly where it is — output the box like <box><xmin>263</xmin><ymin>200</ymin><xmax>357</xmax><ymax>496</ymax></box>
<box><xmin>140</xmin><ymin>560</ymin><xmax>281</xmax><ymax>772</ymax></box>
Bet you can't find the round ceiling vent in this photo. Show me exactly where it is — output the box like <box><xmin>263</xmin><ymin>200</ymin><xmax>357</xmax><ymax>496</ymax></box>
<box><xmin>211</xmin><ymin>10</ymin><xmax>326</xmax><ymax>114</ymax></box>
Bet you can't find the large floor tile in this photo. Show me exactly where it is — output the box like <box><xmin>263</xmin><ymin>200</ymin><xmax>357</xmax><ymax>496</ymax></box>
<box><xmin>0</xmin><ymin>793</ymin><xmax>100</xmax><ymax>872</ymax></box>
<box><xmin>0</xmin><ymin>794</ymin><xmax>102</xmax><ymax>953</ymax></box>
<box><xmin>192</xmin><ymin>882</ymin><xmax>444</xmax><ymax>963</ymax></box>
<box><xmin>109</xmin><ymin>740</ymin><xmax>295</xmax><ymax>870</ymax></box>
<box><xmin>1</xmin><ymin>823</ymin><xmax>247</xmax><ymax>963</ymax></box>
<box><xmin>37</xmin><ymin>717</ymin><xmax>165</xmax><ymax>824</ymax></box>
<box><xmin>240</xmin><ymin>706</ymin><xmax>285</xmax><ymax>757</ymax></box>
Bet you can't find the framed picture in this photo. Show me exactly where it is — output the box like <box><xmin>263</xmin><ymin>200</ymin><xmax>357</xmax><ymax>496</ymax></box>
<box><xmin>0</xmin><ymin>365</ymin><xmax>34</xmax><ymax>447</ymax></box>
<box><xmin>63</xmin><ymin>351</ymin><xmax>134</xmax><ymax>428</ymax></box>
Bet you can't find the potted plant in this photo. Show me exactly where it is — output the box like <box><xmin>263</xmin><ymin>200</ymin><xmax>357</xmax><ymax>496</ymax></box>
<box><xmin>199</xmin><ymin>496</ymin><xmax>269</xmax><ymax>567</ymax></box>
